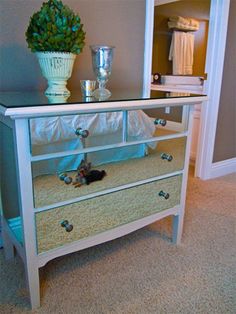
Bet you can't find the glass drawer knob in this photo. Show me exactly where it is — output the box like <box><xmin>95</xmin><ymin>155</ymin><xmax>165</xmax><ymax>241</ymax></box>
<box><xmin>75</xmin><ymin>127</ymin><xmax>89</xmax><ymax>138</ymax></box>
<box><xmin>159</xmin><ymin>190</ymin><xmax>170</xmax><ymax>199</ymax></box>
<box><xmin>161</xmin><ymin>153</ymin><xmax>173</xmax><ymax>162</ymax></box>
<box><xmin>58</xmin><ymin>173</ymin><xmax>72</xmax><ymax>184</ymax></box>
<box><xmin>59</xmin><ymin>172</ymin><xmax>67</xmax><ymax>181</ymax></box>
<box><xmin>154</xmin><ymin>119</ymin><xmax>167</xmax><ymax>126</ymax></box>
<box><xmin>61</xmin><ymin>220</ymin><xmax>73</xmax><ymax>232</ymax></box>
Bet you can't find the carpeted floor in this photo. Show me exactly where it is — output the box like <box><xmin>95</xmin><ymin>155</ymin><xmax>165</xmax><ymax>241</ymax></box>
<box><xmin>0</xmin><ymin>167</ymin><xmax>235</xmax><ymax>314</ymax></box>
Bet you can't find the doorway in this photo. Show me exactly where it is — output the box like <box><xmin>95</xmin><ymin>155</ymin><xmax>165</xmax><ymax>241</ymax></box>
<box><xmin>143</xmin><ymin>0</ymin><xmax>231</xmax><ymax>179</ymax></box>
<box><xmin>152</xmin><ymin>0</ymin><xmax>210</xmax><ymax>164</ymax></box>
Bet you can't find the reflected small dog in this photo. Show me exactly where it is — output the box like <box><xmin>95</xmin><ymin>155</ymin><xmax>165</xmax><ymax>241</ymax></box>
<box><xmin>73</xmin><ymin>159</ymin><xmax>106</xmax><ymax>187</ymax></box>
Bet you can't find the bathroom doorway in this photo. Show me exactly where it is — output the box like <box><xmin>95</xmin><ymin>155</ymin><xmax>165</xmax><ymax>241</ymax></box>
<box><xmin>143</xmin><ymin>0</ymin><xmax>230</xmax><ymax>179</ymax></box>
<box><xmin>152</xmin><ymin>0</ymin><xmax>210</xmax><ymax>164</ymax></box>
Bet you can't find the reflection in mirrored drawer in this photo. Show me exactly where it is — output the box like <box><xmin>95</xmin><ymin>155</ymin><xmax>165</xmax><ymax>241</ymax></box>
<box><xmin>126</xmin><ymin>110</ymin><xmax>181</xmax><ymax>142</ymax></box>
<box><xmin>32</xmin><ymin>137</ymin><xmax>186</xmax><ymax>208</ymax></box>
<box><xmin>35</xmin><ymin>175</ymin><xmax>182</xmax><ymax>254</ymax></box>
<box><xmin>29</xmin><ymin>110</ymin><xmax>179</xmax><ymax>157</ymax></box>
<box><xmin>29</xmin><ymin>112</ymin><xmax>124</xmax><ymax>156</ymax></box>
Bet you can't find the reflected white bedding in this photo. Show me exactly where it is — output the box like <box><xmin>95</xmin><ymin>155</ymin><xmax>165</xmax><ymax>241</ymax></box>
<box><xmin>30</xmin><ymin>110</ymin><xmax>155</xmax><ymax>176</ymax></box>
<box><xmin>30</xmin><ymin>110</ymin><xmax>155</xmax><ymax>145</ymax></box>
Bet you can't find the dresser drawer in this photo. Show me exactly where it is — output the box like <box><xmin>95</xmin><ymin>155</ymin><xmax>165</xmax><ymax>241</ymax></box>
<box><xmin>29</xmin><ymin>112</ymin><xmax>123</xmax><ymax>156</ymax></box>
<box><xmin>29</xmin><ymin>110</ymin><xmax>178</xmax><ymax>157</ymax></box>
<box><xmin>35</xmin><ymin>175</ymin><xmax>182</xmax><ymax>253</ymax></box>
<box><xmin>29</xmin><ymin>110</ymin><xmax>159</xmax><ymax>156</ymax></box>
<box><xmin>33</xmin><ymin>137</ymin><xmax>186</xmax><ymax>208</ymax></box>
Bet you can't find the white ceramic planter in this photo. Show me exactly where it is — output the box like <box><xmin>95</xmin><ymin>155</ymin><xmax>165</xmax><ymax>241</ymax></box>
<box><xmin>36</xmin><ymin>52</ymin><xmax>76</xmax><ymax>96</ymax></box>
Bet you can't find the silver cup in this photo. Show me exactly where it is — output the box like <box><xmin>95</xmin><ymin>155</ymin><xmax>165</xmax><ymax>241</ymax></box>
<box><xmin>80</xmin><ymin>80</ymin><xmax>96</xmax><ymax>97</ymax></box>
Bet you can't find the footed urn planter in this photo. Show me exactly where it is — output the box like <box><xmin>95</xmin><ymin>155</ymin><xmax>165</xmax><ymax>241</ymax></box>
<box><xmin>36</xmin><ymin>52</ymin><xmax>76</xmax><ymax>96</ymax></box>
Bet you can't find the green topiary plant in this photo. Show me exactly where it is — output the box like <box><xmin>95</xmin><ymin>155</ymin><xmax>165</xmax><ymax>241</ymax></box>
<box><xmin>25</xmin><ymin>0</ymin><xmax>85</xmax><ymax>54</ymax></box>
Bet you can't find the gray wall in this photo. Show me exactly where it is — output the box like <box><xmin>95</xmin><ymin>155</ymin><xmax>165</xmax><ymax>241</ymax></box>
<box><xmin>0</xmin><ymin>0</ymin><xmax>146</xmax><ymax>92</ymax></box>
<box><xmin>213</xmin><ymin>0</ymin><xmax>236</xmax><ymax>163</ymax></box>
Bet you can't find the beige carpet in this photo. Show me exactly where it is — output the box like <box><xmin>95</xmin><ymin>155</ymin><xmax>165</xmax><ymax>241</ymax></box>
<box><xmin>0</xmin><ymin>167</ymin><xmax>235</xmax><ymax>314</ymax></box>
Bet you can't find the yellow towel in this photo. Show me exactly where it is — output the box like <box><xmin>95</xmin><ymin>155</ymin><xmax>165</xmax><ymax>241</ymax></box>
<box><xmin>169</xmin><ymin>16</ymin><xmax>199</xmax><ymax>30</ymax></box>
<box><xmin>168</xmin><ymin>21</ymin><xmax>199</xmax><ymax>31</ymax></box>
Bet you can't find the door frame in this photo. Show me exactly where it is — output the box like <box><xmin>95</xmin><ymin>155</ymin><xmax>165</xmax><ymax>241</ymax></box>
<box><xmin>143</xmin><ymin>0</ymin><xmax>231</xmax><ymax>180</ymax></box>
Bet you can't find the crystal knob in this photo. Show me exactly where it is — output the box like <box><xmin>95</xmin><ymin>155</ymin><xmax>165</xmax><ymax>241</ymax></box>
<box><xmin>159</xmin><ymin>190</ymin><xmax>170</xmax><ymax>199</ymax></box>
<box><xmin>58</xmin><ymin>173</ymin><xmax>72</xmax><ymax>184</ymax></box>
<box><xmin>154</xmin><ymin>118</ymin><xmax>167</xmax><ymax>126</ymax></box>
<box><xmin>75</xmin><ymin>127</ymin><xmax>89</xmax><ymax>138</ymax></box>
<box><xmin>61</xmin><ymin>220</ymin><xmax>73</xmax><ymax>232</ymax></box>
<box><xmin>161</xmin><ymin>153</ymin><xmax>173</xmax><ymax>162</ymax></box>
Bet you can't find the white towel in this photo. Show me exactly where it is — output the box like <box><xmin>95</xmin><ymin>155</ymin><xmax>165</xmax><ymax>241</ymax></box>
<box><xmin>169</xmin><ymin>31</ymin><xmax>194</xmax><ymax>75</ymax></box>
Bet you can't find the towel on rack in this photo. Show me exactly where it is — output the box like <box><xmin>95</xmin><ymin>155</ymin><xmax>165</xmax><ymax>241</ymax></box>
<box><xmin>168</xmin><ymin>21</ymin><xmax>199</xmax><ymax>31</ymax></box>
<box><xmin>169</xmin><ymin>16</ymin><xmax>199</xmax><ymax>29</ymax></box>
<box><xmin>169</xmin><ymin>31</ymin><xmax>194</xmax><ymax>75</ymax></box>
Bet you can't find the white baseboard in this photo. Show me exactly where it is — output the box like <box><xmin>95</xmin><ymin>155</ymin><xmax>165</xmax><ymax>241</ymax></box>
<box><xmin>210</xmin><ymin>157</ymin><xmax>236</xmax><ymax>179</ymax></box>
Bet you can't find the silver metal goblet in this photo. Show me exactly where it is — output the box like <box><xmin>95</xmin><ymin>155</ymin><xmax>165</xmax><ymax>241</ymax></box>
<box><xmin>90</xmin><ymin>45</ymin><xmax>115</xmax><ymax>100</ymax></box>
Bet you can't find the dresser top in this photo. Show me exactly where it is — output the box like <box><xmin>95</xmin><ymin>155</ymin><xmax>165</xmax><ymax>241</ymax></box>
<box><xmin>0</xmin><ymin>89</ymin><xmax>207</xmax><ymax>118</ymax></box>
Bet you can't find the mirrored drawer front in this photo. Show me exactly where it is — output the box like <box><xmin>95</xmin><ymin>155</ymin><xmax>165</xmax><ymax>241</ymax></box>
<box><xmin>144</xmin><ymin>105</ymin><xmax>185</xmax><ymax>129</ymax></box>
<box><xmin>33</xmin><ymin>137</ymin><xmax>186</xmax><ymax>208</ymax></box>
<box><xmin>29</xmin><ymin>112</ymin><xmax>123</xmax><ymax>156</ymax></box>
<box><xmin>127</xmin><ymin>109</ymin><xmax>184</xmax><ymax>141</ymax></box>
<box><xmin>36</xmin><ymin>175</ymin><xmax>182</xmax><ymax>254</ymax></box>
<box><xmin>29</xmin><ymin>111</ymin><xmax>177</xmax><ymax>156</ymax></box>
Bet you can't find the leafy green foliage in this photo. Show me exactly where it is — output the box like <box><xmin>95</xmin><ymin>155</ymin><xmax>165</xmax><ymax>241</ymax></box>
<box><xmin>25</xmin><ymin>0</ymin><xmax>85</xmax><ymax>54</ymax></box>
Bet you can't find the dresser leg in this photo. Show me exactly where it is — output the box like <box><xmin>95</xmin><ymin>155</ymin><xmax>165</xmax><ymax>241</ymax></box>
<box><xmin>25</xmin><ymin>263</ymin><xmax>40</xmax><ymax>309</ymax></box>
<box><xmin>172</xmin><ymin>213</ymin><xmax>184</xmax><ymax>245</ymax></box>
<box><xmin>2</xmin><ymin>222</ymin><xmax>15</xmax><ymax>260</ymax></box>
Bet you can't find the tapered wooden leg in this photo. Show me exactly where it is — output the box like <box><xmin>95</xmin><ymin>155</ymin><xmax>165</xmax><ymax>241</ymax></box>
<box><xmin>172</xmin><ymin>213</ymin><xmax>184</xmax><ymax>245</ymax></box>
<box><xmin>24</xmin><ymin>263</ymin><xmax>40</xmax><ymax>309</ymax></box>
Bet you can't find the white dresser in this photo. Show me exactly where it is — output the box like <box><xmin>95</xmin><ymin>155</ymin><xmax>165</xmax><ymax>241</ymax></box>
<box><xmin>0</xmin><ymin>90</ymin><xmax>206</xmax><ymax>309</ymax></box>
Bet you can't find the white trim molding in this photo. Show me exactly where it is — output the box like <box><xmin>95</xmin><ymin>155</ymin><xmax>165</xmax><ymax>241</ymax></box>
<box><xmin>195</xmin><ymin>0</ymin><xmax>231</xmax><ymax>180</ymax></box>
<box><xmin>210</xmin><ymin>158</ymin><xmax>236</xmax><ymax>179</ymax></box>
<box><xmin>144</xmin><ymin>0</ymin><xmax>231</xmax><ymax>180</ymax></box>
<box><xmin>143</xmin><ymin>0</ymin><xmax>154</xmax><ymax>97</ymax></box>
